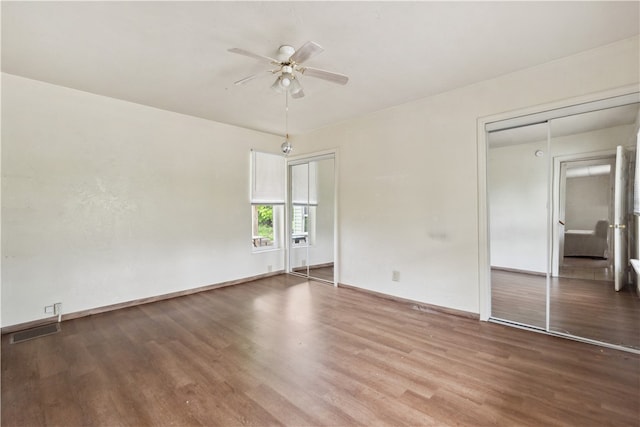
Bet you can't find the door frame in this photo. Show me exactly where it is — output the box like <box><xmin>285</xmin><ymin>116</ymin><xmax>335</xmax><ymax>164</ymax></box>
<box><xmin>551</xmin><ymin>152</ymin><xmax>616</xmax><ymax>277</ymax></box>
<box><xmin>477</xmin><ymin>86</ymin><xmax>640</xmax><ymax>322</ymax></box>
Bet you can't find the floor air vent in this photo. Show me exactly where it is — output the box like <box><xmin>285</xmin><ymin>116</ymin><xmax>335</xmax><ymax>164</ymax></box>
<box><xmin>10</xmin><ymin>323</ymin><xmax>60</xmax><ymax>344</ymax></box>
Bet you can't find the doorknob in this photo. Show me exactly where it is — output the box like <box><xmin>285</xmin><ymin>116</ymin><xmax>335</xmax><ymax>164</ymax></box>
<box><xmin>611</xmin><ymin>224</ymin><xmax>626</xmax><ymax>229</ymax></box>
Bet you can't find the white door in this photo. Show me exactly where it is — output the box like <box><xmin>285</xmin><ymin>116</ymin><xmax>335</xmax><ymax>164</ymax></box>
<box><xmin>613</xmin><ymin>145</ymin><xmax>631</xmax><ymax>291</ymax></box>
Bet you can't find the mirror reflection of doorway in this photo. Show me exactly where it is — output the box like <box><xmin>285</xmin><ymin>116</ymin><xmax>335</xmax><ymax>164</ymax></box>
<box><xmin>488</xmin><ymin>98</ymin><xmax>640</xmax><ymax>351</ymax></box>
<box><xmin>558</xmin><ymin>157</ymin><xmax>614</xmax><ymax>282</ymax></box>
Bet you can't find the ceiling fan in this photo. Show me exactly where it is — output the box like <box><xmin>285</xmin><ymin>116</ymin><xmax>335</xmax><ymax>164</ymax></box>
<box><xmin>228</xmin><ymin>41</ymin><xmax>349</xmax><ymax>99</ymax></box>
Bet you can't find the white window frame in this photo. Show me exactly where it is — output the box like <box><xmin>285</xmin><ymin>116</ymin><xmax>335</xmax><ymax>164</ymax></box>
<box><xmin>250</xmin><ymin>150</ymin><xmax>285</xmax><ymax>253</ymax></box>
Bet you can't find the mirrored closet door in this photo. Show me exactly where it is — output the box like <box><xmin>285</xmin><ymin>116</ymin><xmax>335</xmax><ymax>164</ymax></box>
<box><xmin>488</xmin><ymin>96</ymin><xmax>640</xmax><ymax>352</ymax></box>
<box><xmin>548</xmin><ymin>104</ymin><xmax>640</xmax><ymax>349</ymax></box>
<box><xmin>288</xmin><ymin>155</ymin><xmax>335</xmax><ymax>284</ymax></box>
<box><xmin>488</xmin><ymin>122</ymin><xmax>549</xmax><ymax>330</ymax></box>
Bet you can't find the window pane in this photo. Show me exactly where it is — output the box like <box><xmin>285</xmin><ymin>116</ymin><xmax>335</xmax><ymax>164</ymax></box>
<box><xmin>252</xmin><ymin>205</ymin><xmax>277</xmax><ymax>249</ymax></box>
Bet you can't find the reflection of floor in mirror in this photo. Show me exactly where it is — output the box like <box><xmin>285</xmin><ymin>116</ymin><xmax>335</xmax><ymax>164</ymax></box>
<box><xmin>491</xmin><ymin>269</ymin><xmax>640</xmax><ymax>349</ymax></box>
<box><xmin>309</xmin><ymin>265</ymin><xmax>334</xmax><ymax>282</ymax></box>
<box><xmin>559</xmin><ymin>256</ymin><xmax>612</xmax><ymax>281</ymax></box>
<box><xmin>491</xmin><ymin>270</ymin><xmax>546</xmax><ymax>328</ymax></box>
<box><xmin>292</xmin><ymin>264</ymin><xmax>334</xmax><ymax>283</ymax></box>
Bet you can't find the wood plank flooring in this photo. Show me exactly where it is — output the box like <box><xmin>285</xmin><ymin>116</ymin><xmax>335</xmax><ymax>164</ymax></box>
<box><xmin>3</xmin><ymin>274</ymin><xmax>639</xmax><ymax>426</ymax></box>
<box><xmin>492</xmin><ymin>269</ymin><xmax>640</xmax><ymax>349</ymax></box>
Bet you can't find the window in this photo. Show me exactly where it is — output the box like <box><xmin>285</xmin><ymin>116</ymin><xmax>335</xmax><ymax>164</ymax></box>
<box><xmin>250</xmin><ymin>150</ymin><xmax>284</xmax><ymax>252</ymax></box>
<box><xmin>252</xmin><ymin>204</ymin><xmax>283</xmax><ymax>249</ymax></box>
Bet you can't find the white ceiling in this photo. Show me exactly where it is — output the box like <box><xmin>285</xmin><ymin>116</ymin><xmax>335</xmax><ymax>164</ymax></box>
<box><xmin>2</xmin><ymin>1</ymin><xmax>639</xmax><ymax>136</ymax></box>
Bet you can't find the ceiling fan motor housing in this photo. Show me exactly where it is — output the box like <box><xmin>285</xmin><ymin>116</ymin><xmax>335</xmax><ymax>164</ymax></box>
<box><xmin>278</xmin><ymin>45</ymin><xmax>295</xmax><ymax>61</ymax></box>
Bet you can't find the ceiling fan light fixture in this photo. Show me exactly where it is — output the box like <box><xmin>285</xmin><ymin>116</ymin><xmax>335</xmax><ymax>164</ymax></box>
<box><xmin>271</xmin><ymin>76</ymin><xmax>285</xmax><ymax>93</ymax></box>
<box><xmin>289</xmin><ymin>76</ymin><xmax>302</xmax><ymax>95</ymax></box>
<box><xmin>279</xmin><ymin>73</ymin><xmax>292</xmax><ymax>88</ymax></box>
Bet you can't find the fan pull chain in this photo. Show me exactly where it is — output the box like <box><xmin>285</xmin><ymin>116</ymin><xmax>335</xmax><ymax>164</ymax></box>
<box><xmin>285</xmin><ymin>91</ymin><xmax>289</xmax><ymax>140</ymax></box>
<box><xmin>281</xmin><ymin>91</ymin><xmax>293</xmax><ymax>155</ymax></box>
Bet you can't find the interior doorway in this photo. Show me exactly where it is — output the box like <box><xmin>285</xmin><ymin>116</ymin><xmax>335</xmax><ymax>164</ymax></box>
<box><xmin>555</xmin><ymin>155</ymin><xmax>615</xmax><ymax>282</ymax></box>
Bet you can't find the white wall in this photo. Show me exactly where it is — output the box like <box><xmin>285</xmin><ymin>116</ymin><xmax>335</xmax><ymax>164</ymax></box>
<box><xmin>1</xmin><ymin>73</ymin><xmax>284</xmax><ymax>327</ymax></box>
<box><xmin>295</xmin><ymin>37</ymin><xmax>639</xmax><ymax>313</ymax></box>
<box><xmin>565</xmin><ymin>174</ymin><xmax>611</xmax><ymax>230</ymax></box>
<box><xmin>3</xmin><ymin>37</ymin><xmax>638</xmax><ymax>325</ymax></box>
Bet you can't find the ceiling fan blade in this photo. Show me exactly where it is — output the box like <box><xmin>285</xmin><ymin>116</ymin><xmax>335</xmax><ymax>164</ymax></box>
<box><xmin>291</xmin><ymin>89</ymin><xmax>305</xmax><ymax>99</ymax></box>
<box><xmin>228</xmin><ymin>48</ymin><xmax>279</xmax><ymax>64</ymax></box>
<box><xmin>234</xmin><ymin>70</ymin><xmax>277</xmax><ymax>86</ymax></box>
<box><xmin>234</xmin><ymin>74</ymin><xmax>260</xmax><ymax>85</ymax></box>
<box><xmin>289</xmin><ymin>41</ymin><xmax>324</xmax><ymax>64</ymax></box>
<box><xmin>300</xmin><ymin>67</ymin><xmax>349</xmax><ymax>85</ymax></box>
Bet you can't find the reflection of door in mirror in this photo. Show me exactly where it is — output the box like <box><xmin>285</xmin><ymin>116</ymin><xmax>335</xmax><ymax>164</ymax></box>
<box><xmin>549</xmin><ymin>104</ymin><xmax>640</xmax><ymax>349</ymax></box>
<box><xmin>288</xmin><ymin>156</ymin><xmax>335</xmax><ymax>284</ymax></box>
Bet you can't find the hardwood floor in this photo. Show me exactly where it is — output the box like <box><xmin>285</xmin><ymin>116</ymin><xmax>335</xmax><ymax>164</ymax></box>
<box><xmin>491</xmin><ymin>269</ymin><xmax>640</xmax><ymax>349</ymax></box>
<box><xmin>3</xmin><ymin>274</ymin><xmax>639</xmax><ymax>426</ymax></box>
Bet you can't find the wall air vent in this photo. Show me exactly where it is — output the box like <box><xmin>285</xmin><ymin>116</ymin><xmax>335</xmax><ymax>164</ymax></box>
<box><xmin>10</xmin><ymin>323</ymin><xmax>60</xmax><ymax>344</ymax></box>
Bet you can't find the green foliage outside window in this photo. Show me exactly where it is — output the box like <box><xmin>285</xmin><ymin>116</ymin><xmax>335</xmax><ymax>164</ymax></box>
<box><xmin>257</xmin><ymin>205</ymin><xmax>273</xmax><ymax>240</ymax></box>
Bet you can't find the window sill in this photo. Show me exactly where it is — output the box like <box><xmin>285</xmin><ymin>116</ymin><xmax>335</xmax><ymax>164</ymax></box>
<box><xmin>252</xmin><ymin>247</ymin><xmax>282</xmax><ymax>254</ymax></box>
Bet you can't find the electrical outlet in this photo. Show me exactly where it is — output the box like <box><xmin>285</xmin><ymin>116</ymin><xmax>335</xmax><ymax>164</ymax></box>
<box><xmin>267</xmin><ymin>265</ymin><xmax>273</xmax><ymax>273</ymax></box>
<box><xmin>302</xmin><ymin>259</ymin><xmax>307</xmax><ymax>266</ymax></box>
<box><xmin>392</xmin><ymin>270</ymin><xmax>400</xmax><ymax>282</ymax></box>
<box><xmin>44</xmin><ymin>305</ymin><xmax>54</xmax><ymax>314</ymax></box>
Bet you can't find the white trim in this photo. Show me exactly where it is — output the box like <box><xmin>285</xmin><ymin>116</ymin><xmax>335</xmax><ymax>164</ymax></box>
<box><xmin>286</xmin><ymin>148</ymin><xmax>337</xmax><ymax>165</ymax></box>
<box><xmin>333</xmin><ymin>149</ymin><xmax>340</xmax><ymax>287</ymax></box>
<box><xmin>489</xmin><ymin>318</ymin><xmax>640</xmax><ymax>354</ymax></box>
<box><xmin>476</xmin><ymin>119</ymin><xmax>491</xmax><ymax>321</ymax></box>
<box><xmin>545</xmin><ymin>124</ymin><xmax>552</xmax><ymax>332</ymax></box>
<box><xmin>486</xmin><ymin>92</ymin><xmax>639</xmax><ymax>132</ymax></box>
<box><xmin>484</xmin><ymin>85</ymin><xmax>640</xmax><ymax>131</ymax></box>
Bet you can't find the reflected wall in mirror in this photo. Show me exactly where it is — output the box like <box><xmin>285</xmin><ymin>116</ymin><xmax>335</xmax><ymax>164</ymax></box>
<box><xmin>288</xmin><ymin>155</ymin><xmax>335</xmax><ymax>284</ymax></box>
<box><xmin>488</xmin><ymin>122</ymin><xmax>549</xmax><ymax>329</ymax></box>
